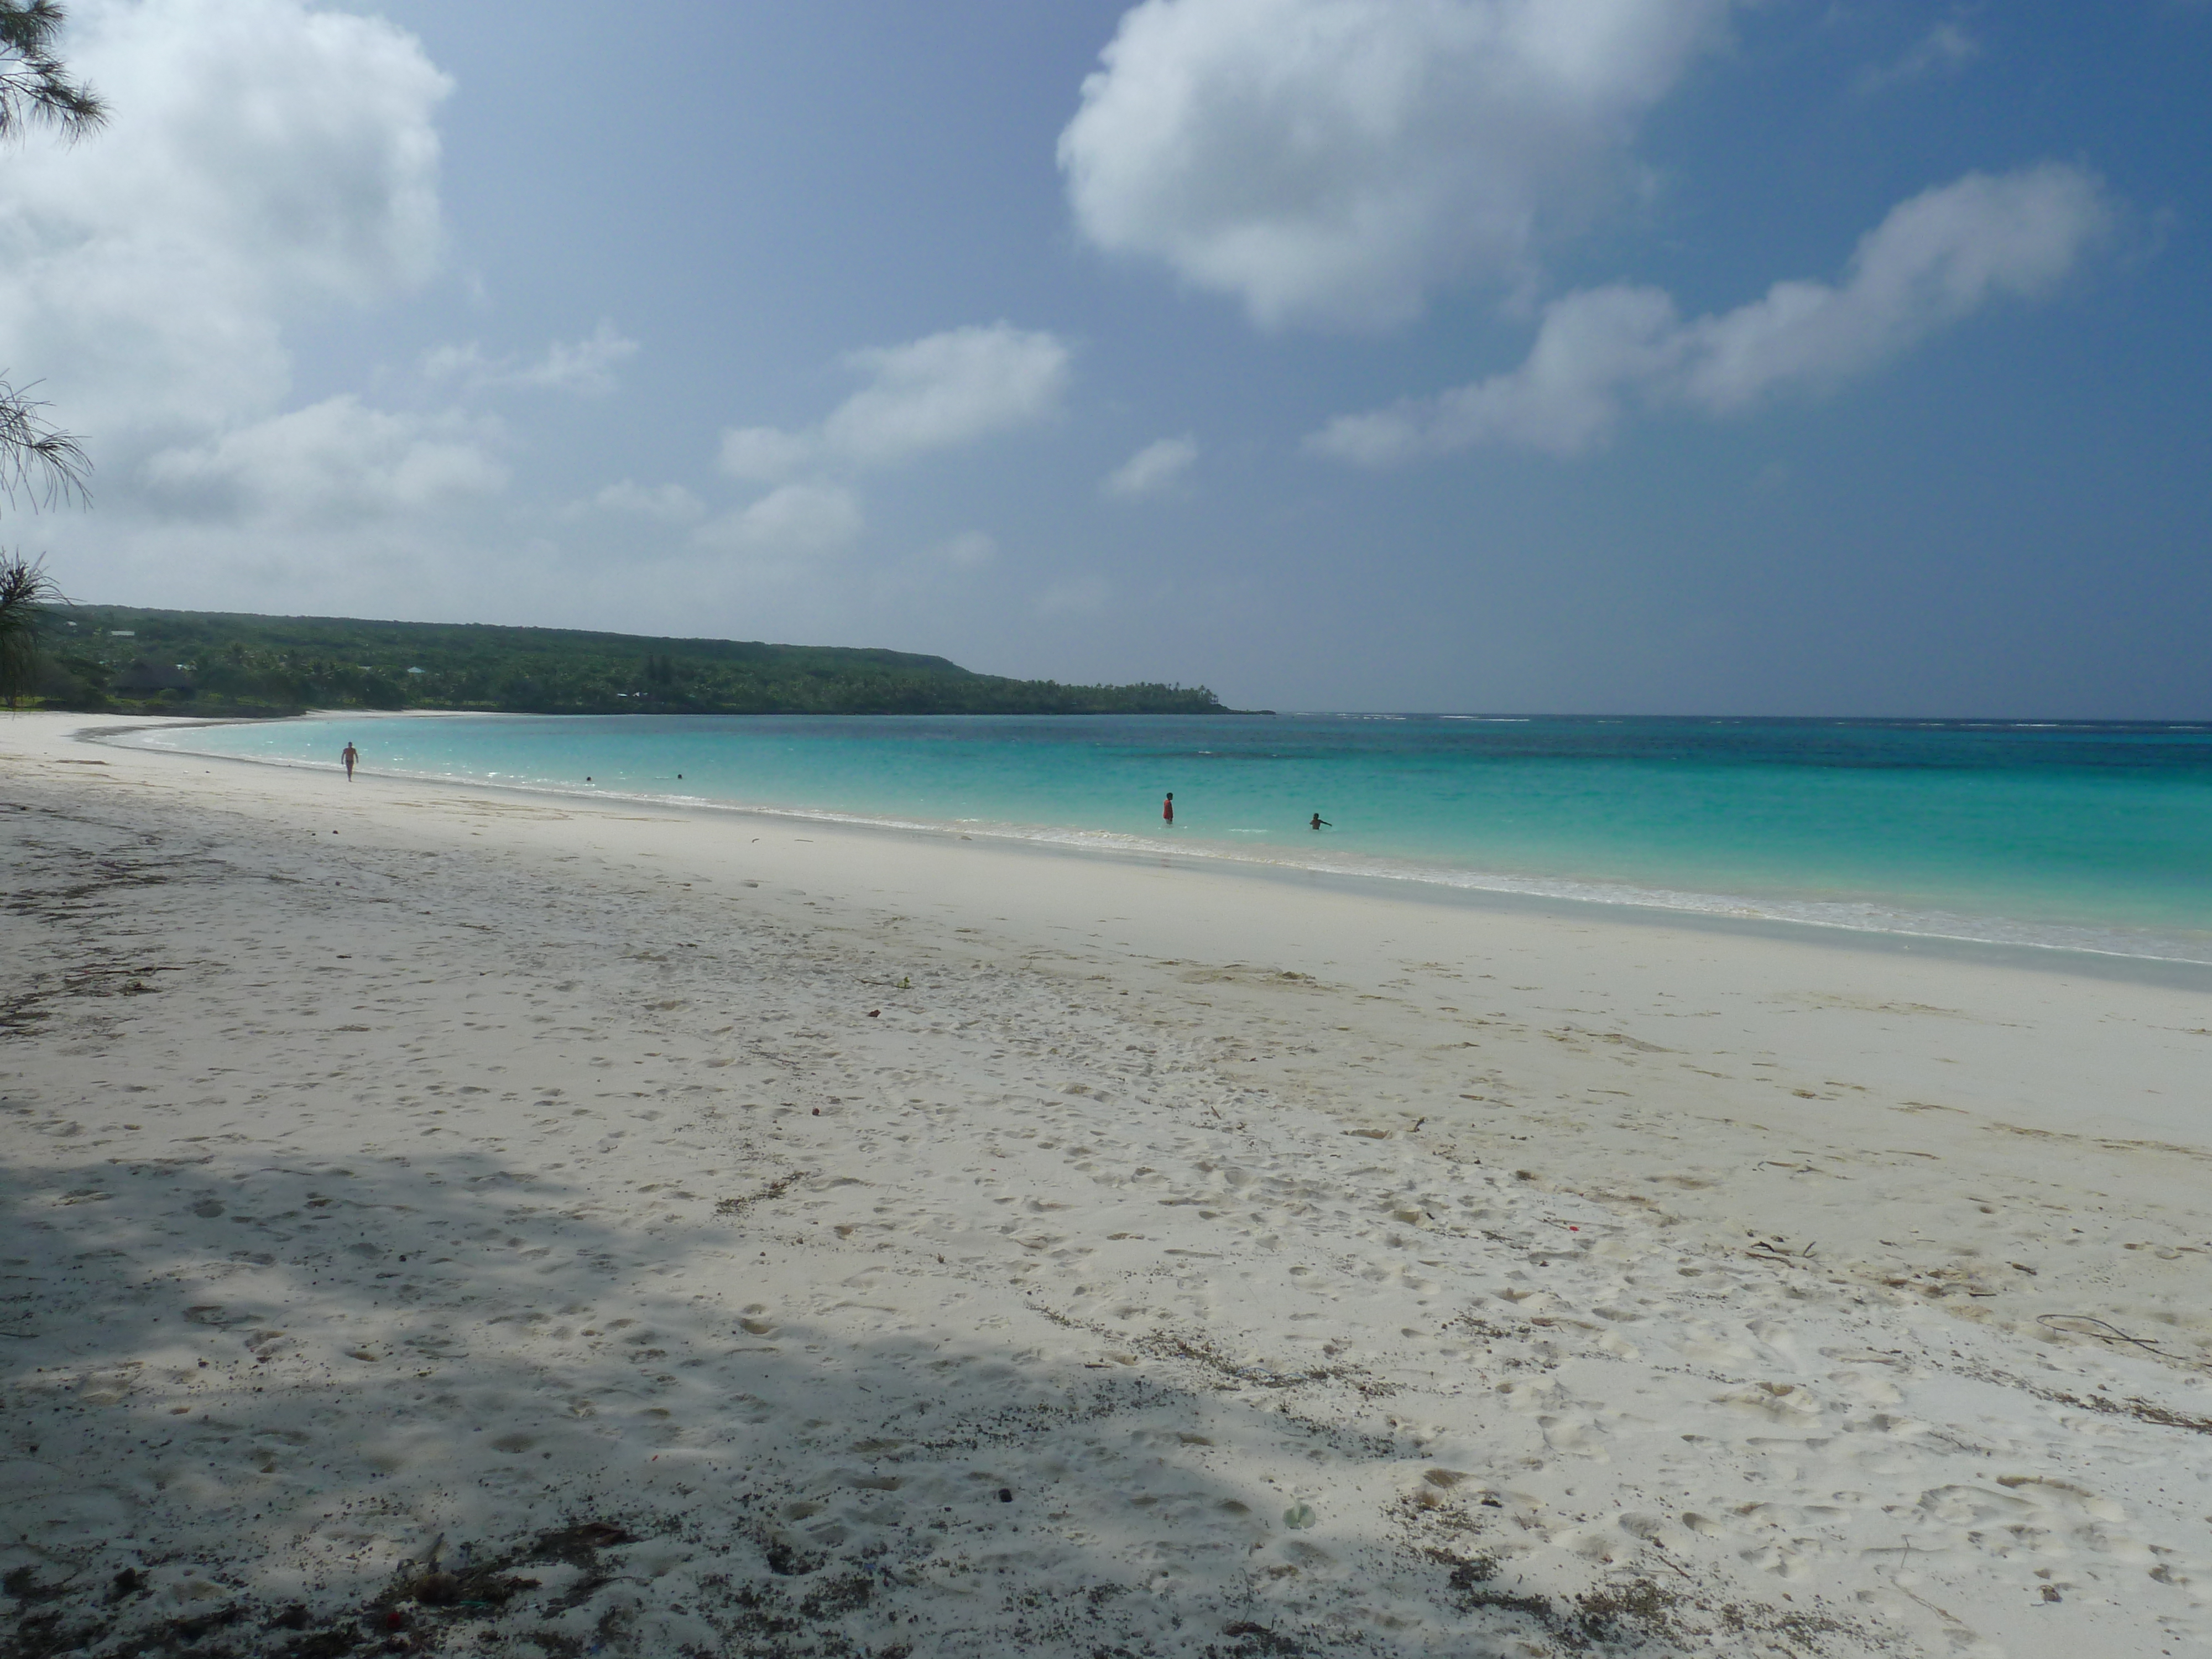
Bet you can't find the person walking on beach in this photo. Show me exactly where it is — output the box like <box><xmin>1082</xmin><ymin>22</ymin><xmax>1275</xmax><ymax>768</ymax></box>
<box><xmin>1310</xmin><ymin>812</ymin><xmax>1330</xmax><ymax>830</ymax></box>
<box><xmin>341</xmin><ymin>742</ymin><xmax>358</xmax><ymax>781</ymax></box>
<box><xmin>1162</xmin><ymin>791</ymin><xmax>1173</xmax><ymax>826</ymax></box>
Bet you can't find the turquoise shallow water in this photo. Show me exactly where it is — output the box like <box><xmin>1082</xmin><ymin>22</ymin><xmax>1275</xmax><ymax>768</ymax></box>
<box><xmin>118</xmin><ymin>712</ymin><xmax>2212</xmax><ymax>963</ymax></box>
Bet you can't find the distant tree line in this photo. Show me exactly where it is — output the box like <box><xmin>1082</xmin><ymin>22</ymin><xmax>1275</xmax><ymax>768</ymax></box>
<box><xmin>28</xmin><ymin>606</ymin><xmax>1231</xmax><ymax>717</ymax></box>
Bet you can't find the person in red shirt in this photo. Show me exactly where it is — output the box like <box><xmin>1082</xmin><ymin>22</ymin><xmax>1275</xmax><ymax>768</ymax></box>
<box><xmin>1162</xmin><ymin>792</ymin><xmax>1173</xmax><ymax>825</ymax></box>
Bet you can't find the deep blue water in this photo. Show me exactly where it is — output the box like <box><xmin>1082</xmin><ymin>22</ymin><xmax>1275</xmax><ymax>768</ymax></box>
<box><xmin>122</xmin><ymin>713</ymin><xmax>2212</xmax><ymax>962</ymax></box>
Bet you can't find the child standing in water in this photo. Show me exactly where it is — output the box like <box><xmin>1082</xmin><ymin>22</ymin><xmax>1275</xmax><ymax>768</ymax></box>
<box><xmin>1162</xmin><ymin>792</ymin><xmax>1173</xmax><ymax>825</ymax></box>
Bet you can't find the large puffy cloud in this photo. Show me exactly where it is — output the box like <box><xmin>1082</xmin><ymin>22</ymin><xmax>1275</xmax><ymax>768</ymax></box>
<box><xmin>0</xmin><ymin>0</ymin><xmax>513</xmax><ymax>568</ymax></box>
<box><xmin>1059</xmin><ymin>0</ymin><xmax>1736</xmax><ymax>328</ymax></box>
<box><xmin>0</xmin><ymin>0</ymin><xmax>448</xmax><ymax>435</ymax></box>
<box><xmin>718</xmin><ymin>324</ymin><xmax>1070</xmax><ymax>483</ymax></box>
<box><xmin>1310</xmin><ymin>164</ymin><xmax>2111</xmax><ymax>461</ymax></box>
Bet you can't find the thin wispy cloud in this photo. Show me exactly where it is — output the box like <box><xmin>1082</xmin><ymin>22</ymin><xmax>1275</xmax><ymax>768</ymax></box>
<box><xmin>1855</xmin><ymin>18</ymin><xmax>1981</xmax><ymax>94</ymax></box>
<box><xmin>719</xmin><ymin>323</ymin><xmax>1071</xmax><ymax>482</ymax></box>
<box><xmin>1035</xmin><ymin>573</ymin><xmax>1111</xmax><ymax>618</ymax></box>
<box><xmin>424</xmin><ymin>322</ymin><xmax>639</xmax><ymax>397</ymax></box>
<box><xmin>1310</xmin><ymin>164</ymin><xmax>2110</xmax><ymax>462</ymax></box>
<box><xmin>1103</xmin><ymin>434</ymin><xmax>1198</xmax><ymax>499</ymax></box>
<box><xmin>935</xmin><ymin>530</ymin><xmax>998</xmax><ymax>570</ymax></box>
<box><xmin>577</xmin><ymin>479</ymin><xmax>706</xmax><ymax>524</ymax></box>
<box><xmin>698</xmin><ymin>322</ymin><xmax>1067</xmax><ymax>570</ymax></box>
<box><xmin>691</xmin><ymin>482</ymin><xmax>864</xmax><ymax>570</ymax></box>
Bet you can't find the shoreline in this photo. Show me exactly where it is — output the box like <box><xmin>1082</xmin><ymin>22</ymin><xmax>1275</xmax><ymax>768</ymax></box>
<box><xmin>7</xmin><ymin>709</ymin><xmax>2212</xmax><ymax>1656</ymax></box>
<box><xmin>98</xmin><ymin>713</ymin><xmax>2212</xmax><ymax>984</ymax></box>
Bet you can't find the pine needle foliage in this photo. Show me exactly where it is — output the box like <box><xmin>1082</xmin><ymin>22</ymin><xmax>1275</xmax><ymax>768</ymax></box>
<box><xmin>0</xmin><ymin>551</ymin><xmax>60</xmax><ymax>707</ymax></box>
<box><xmin>0</xmin><ymin>1</ymin><xmax>102</xmax><ymax>140</ymax></box>
<box><xmin>0</xmin><ymin>377</ymin><xmax>89</xmax><ymax>508</ymax></box>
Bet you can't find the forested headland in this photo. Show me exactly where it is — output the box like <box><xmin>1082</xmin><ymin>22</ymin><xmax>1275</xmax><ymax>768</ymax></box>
<box><xmin>31</xmin><ymin>606</ymin><xmax>1230</xmax><ymax>717</ymax></box>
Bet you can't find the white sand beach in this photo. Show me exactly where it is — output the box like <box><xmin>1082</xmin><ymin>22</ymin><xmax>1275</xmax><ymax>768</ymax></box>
<box><xmin>5</xmin><ymin>711</ymin><xmax>2211</xmax><ymax>1658</ymax></box>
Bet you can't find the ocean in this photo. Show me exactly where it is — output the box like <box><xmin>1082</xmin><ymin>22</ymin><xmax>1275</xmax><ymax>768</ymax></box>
<box><xmin>115</xmin><ymin>712</ymin><xmax>2212</xmax><ymax>964</ymax></box>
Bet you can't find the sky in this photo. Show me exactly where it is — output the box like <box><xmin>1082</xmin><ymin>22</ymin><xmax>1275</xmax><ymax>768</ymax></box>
<box><xmin>1</xmin><ymin>0</ymin><xmax>2206</xmax><ymax>716</ymax></box>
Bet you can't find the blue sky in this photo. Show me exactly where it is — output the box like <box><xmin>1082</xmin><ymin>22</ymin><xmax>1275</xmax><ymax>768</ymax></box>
<box><xmin>4</xmin><ymin>0</ymin><xmax>2206</xmax><ymax>714</ymax></box>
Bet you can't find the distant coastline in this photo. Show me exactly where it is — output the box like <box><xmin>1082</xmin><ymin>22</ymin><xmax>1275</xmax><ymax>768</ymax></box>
<box><xmin>29</xmin><ymin>603</ymin><xmax>1239</xmax><ymax>718</ymax></box>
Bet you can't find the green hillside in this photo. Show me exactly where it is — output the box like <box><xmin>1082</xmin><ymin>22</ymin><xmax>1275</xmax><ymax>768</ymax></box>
<box><xmin>33</xmin><ymin>606</ymin><xmax>1226</xmax><ymax>717</ymax></box>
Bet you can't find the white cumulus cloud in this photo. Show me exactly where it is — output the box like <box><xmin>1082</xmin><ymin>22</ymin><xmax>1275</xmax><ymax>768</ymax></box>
<box><xmin>1103</xmin><ymin>434</ymin><xmax>1199</xmax><ymax>499</ymax></box>
<box><xmin>825</xmin><ymin>326</ymin><xmax>1071</xmax><ymax>465</ymax></box>
<box><xmin>0</xmin><ymin>0</ymin><xmax>450</xmax><ymax>437</ymax></box>
<box><xmin>1310</xmin><ymin>164</ymin><xmax>2111</xmax><ymax>462</ymax></box>
<box><xmin>0</xmin><ymin>0</ymin><xmax>501</xmax><ymax>555</ymax></box>
<box><xmin>1059</xmin><ymin>0</ymin><xmax>1738</xmax><ymax>329</ymax></box>
<box><xmin>719</xmin><ymin>323</ymin><xmax>1071</xmax><ymax>482</ymax></box>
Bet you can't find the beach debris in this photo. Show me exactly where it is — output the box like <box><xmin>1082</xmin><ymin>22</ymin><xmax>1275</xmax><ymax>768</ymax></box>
<box><xmin>2037</xmin><ymin>1314</ymin><xmax>2168</xmax><ymax>1356</ymax></box>
<box><xmin>528</xmin><ymin>1521</ymin><xmax>635</xmax><ymax>1566</ymax></box>
<box><xmin>867</xmin><ymin>1009</ymin><xmax>880</xmax><ymax>1017</ymax></box>
<box><xmin>716</xmin><ymin>1171</ymin><xmax>809</xmax><ymax>1216</ymax></box>
<box><xmin>2</xmin><ymin>1565</ymin><xmax>73</xmax><ymax>1604</ymax></box>
<box><xmin>1282</xmin><ymin>1503</ymin><xmax>1317</xmax><ymax>1530</ymax></box>
<box><xmin>1749</xmin><ymin>1238</ymin><xmax>1815</xmax><ymax>1261</ymax></box>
